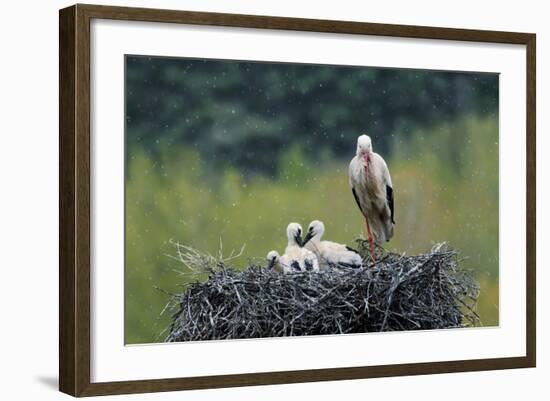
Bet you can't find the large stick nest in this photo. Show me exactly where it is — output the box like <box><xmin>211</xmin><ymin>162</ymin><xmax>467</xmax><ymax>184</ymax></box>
<box><xmin>165</xmin><ymin>241</ymin><xmax>480</xmax><ymax>342</ymax></box>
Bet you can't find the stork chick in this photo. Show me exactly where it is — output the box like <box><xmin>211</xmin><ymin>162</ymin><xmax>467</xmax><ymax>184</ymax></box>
<box><xmin>266</xmin><ymin>250</ymin><xmax>299</xmax><ymax>274</ymax></box>
<box><xmin>302</xmin><ymin>220</ymin><xmax>363</xmax><ymax>270</ymax></box>
<box><xmin>266</xmin><ymin>250</ymin><xmax>286</xmax><ymax>273</ymax></box>
<box><xmin>284</xmin><ymin>222</ymin><xmax>319</xmax><ymax>273</ymax></box>
<box><xmin>348</xmin><ymin>134</ymin><xmax>395</xmax><ymax>260</ymax></box>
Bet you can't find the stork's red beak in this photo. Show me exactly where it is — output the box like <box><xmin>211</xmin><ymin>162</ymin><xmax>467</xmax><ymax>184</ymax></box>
<box><xmin>363</xmin><ymin>153</ymin><xmax>370</xmax><ymax>174</ymax></box>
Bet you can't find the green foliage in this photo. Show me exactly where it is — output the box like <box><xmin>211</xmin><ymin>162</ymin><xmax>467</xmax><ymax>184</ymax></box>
<box><xmin>126</xmin><ymin>56</ymin><xmax>498</xmax><ymax>176</ymax></box>
<box><xmin>125</xmin><ymin>116</ymin><xmax>499</xmax><ymax>344</ymax></box>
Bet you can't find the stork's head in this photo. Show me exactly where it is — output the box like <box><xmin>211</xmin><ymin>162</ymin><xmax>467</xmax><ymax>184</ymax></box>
<box><xmin>303</xmin><ymin>220</ymin><xmax>325</xmax><ymax>246</ymax></box>
<box><xmin>286</xmin><ymin>222</ymin><xmax>303</xmax><ymax>246</ymax></box>
<box><xmin>356</xmin><ymin>134</ymin><xmax>373</xmax><ymax>173</ymax></box>
<box><xmin>356</xmin><ymin>134</ymin><xmax>373</xmax><ymax>157</ymax></box>
<box><xmin>266</xmin><ymin>250</ymin><xmax>280</xmax><ymax>269</ymax></box>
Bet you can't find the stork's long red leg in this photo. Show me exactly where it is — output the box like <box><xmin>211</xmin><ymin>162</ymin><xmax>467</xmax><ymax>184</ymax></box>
<box><xmin>364</xmin><ymin>216</ymin><xmax>376</xmax><ymax>261</ymax></box>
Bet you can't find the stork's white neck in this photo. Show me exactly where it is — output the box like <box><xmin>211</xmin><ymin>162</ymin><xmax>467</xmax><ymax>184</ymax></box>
<box><xmin>360</xmin><ymin>152</ymin><xmax>372</xmax><ymax>178</ymax></box>
<box><xmin>286</xmin><ymin>223</ymin><xmax>302</xmax><ymax>246</ymax></box>
<box><xmin>287</xmin><ymin>232</ymin><xmax>300</xmax><ymax>246</ymax></box>
<box><xmin>310</xmin><ymin>224</ymin><xmax>324</xmax><ymax>241</ymax></box>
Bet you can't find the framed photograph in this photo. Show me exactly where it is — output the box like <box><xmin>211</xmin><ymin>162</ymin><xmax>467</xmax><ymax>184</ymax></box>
<box><xmin>59</xmin><ymin>4</ymin><xmax>536</xmax><ymax>397</ymax></box>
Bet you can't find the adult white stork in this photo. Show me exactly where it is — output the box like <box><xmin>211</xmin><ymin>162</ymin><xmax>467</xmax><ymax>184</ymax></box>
<box><xmin>348</xmin><ymin>135</ymin><xmax>395</xmax><ymax>260</ymax></box>
<box><xmin>302</xmin><ymin>220</ymin><xmax>363</xmax><ymax>270</ymax></box>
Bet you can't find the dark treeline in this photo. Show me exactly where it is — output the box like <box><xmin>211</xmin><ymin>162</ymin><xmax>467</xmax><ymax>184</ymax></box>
<box><xmin>126</xmin><ymin>56</ymin><xmax>498</xmax><ymax>176</ymax></box>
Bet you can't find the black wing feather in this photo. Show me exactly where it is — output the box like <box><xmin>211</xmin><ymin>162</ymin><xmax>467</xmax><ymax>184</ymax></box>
<box><xmin>345</xmin><ymin>245</ymin><xmax>361</xmax><ymax>255</ymax></box>
<box><xmin>351</xmin><ymin>187</ymin><xmax>365</xmax><ymax>216</ymax></box>
<box><xmin>386</xmin><ymin>185</ymin><xmax>395</xmax><ymax>224</ymax></box>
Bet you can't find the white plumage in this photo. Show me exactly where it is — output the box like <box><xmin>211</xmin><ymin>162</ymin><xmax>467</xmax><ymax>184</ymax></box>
<box><xmin>349</xmin><ymin>135</ymin><xmax>395</xmax><ymax>257</ymax></box>
<box><xmin>285</xmin><ymin>223</ymin><xmax>319</xmax><ymax>272</ymax></box>
<box><xmin>266</xmin><ymin>250</ymin><xmax>303</xmax><ymax>274</ymax></box>
<box><xmin>266</xmin><ymin>223</ymin><xmax>319</xmax><ymax>273</ymax></box>
<box><xmin>267</xmin><ymin>252</ymin><xmax>305</xmax><ymax>274</ymax></box>
<box><xmin>302</xmin><ymin>220</ymin><xmax>363</xmax><ymax>270</ymax></box>
<box><xmin>266</xmin><ymin>250</ymin><xmax>286</xmax><ymax>273</ymax></box>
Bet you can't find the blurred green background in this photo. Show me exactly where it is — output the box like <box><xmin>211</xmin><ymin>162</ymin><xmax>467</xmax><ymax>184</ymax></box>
<box><xmin>125</xmin><ymin>56</ymin><xmax>499</xmax><ymax>344</ymax></box>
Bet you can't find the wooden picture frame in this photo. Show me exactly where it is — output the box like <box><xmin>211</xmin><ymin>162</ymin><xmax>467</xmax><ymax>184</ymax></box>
<box><xmin>59</xmin><ymin>3</ymin><xmax>536</xmax><ymax>397</ymax></box>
